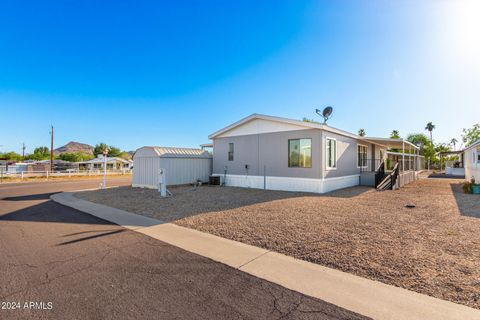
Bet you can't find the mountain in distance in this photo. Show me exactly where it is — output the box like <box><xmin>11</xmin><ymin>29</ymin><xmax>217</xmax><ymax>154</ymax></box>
<box><xmin>54</xmin><ymin>141</ymin><xmax>94</xmax><ymax>155</ymax></box>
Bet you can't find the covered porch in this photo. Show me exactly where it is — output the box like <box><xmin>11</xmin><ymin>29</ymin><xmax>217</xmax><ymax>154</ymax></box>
<box><xmin>358</xmin><ymin>137</ymin><xmax>424</xmax><ymax>190</ymax></box>
<box><xmin>437</xmin><ymin>150</ymin><xmax>465</xmax><ymax>178</ymax></box>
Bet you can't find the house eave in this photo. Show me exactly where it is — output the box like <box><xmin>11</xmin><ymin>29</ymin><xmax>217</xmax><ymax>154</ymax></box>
<box><xmin>208</xmin><ymin>113</ymin><xmax>360</xmax><ymax>140</ymax></box>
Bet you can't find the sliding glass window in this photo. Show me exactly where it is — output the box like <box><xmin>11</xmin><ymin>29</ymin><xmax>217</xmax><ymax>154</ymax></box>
<box><xmin>228</xmin><ymin>143</ymin><xmax>234</xmax><ymax>161</ymax></box>
<box><xmin>357</xmin><ymin>145</ymin><xmax>368</xmax><ymax>168</ymax></box>
<box><xmin>326</xmin><ymin>138</ymin><xmax>337</xmax><ymax>169</ymax></box>
<box><xmin>288</xmin><ymin>139</ymin><xmax>312</xmax><ymax>168</ymax></box>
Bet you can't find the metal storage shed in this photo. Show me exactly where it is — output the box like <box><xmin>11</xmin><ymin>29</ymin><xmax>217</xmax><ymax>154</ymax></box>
<box><xmin>132</xmin><ymin>146</ymin><xmax>212</xmax><ymax>189</ymax></box>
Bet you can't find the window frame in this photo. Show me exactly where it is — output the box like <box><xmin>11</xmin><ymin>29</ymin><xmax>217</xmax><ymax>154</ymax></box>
<box><xmin>325</xmin><ymin>137</ymin><xmax>337</xmax><ymax>170</ymax></box>
<box><xmin>228</xmin><ymin>143</ymin><xmax>234</xmax><ymax>161</ymax></box>
<box><xmin>357</xmin><ymin>144</ymin><xmax>368</xmax><ymax>168</ymax></box>
<box><xmin>288</xmin><ymin>138</ymin><xmax>312</xmax><ymax>168</ymax></box>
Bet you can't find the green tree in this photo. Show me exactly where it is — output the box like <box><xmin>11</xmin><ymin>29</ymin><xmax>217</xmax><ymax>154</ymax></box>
<box><xmin>406</xmin><ymin>133</ymin><xmax>429</xmax><ymax>149</ymax></box>
<box><xmin>462</xmin><ymin>124</ymin><xmax>480</xmax><ymax>147</ymax></box>
<box><xmin>302</xmin><ymin>117</ymin><xmax>320</xmax><ymax>124</ymax></box>
<box><xmin>94</xmin><ymin>143</ymin><xmax>122</xmax><ymax>157</ymax></box>
<box><xmin>423</xmin><ymin>143</ymin><xmax>437</xmax><ymax>163</ymax></box>
<box><xmin>93</xmin><ymin>143</ymin><xmax>109</xmax><ymax>156</ymax></box>
<box><xmin>390</xmin><ymin>130</ymin><xmax>400</xmax><ymax>139</ymax></box>
<box><xmin>108</xmin><ymin>147</ymin><xmax>122</xmax><ymax>157</ymax></box>
<box><xmin>425</xmin><ymin>122</ymin><xmax>435</xmax><ymax>142</ymax></box>
<box><xmin>27</xmin><ymin>146</ymin><xmax>50</xmax><ymax>160</ymax></box>
<box><xmin>358</xmin><ymin>129</ymin><xmax>366</xmax><ymax>137</ymax></box>
<box><xmin>450</xmin><ymin>138</ymin><xmax>458</xmax><ymax>151</ymax></box>
<box><xmin>435</xmin><ymin>143</ymin><xmax>451</xmax><ymax>154</ymax></box>
<box><xmin>1</xmin><ymin>151</ymin><xmax>23</xmax><ymax>161</ymax></box>
<box><xmin>59</xmin><ymin>152</ymin><xmax>94</xmax><ymax>162</ymax></box>
<box><xmin>118</xmin><ymin>151</ymin><xmax>132</xmax><ymax>160</ymax></box>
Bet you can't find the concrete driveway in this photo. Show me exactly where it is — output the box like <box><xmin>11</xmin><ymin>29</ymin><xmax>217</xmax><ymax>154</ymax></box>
<box><xmin>0</xmin><ymin>178</ymin><xmax>366</xmax><ymax>320</ymax></box>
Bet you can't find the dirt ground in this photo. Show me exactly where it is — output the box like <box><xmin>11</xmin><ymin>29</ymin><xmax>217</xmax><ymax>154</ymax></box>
<box><xmin>76</xmin><ymin>178</ymin><xmax>480</xmax><ymax>309</ymax></box>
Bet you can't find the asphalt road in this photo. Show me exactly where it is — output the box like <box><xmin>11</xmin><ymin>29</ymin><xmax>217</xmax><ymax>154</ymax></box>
<box><xmin>0</xmin><ymin>178</ymin><xmax>368</xmax><ymax>320</ymax></box>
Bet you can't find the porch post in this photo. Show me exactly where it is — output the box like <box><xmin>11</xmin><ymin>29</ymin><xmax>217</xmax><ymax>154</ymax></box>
<box><xmin>408</xmin><ymin>144</ymin><xmax>411</xmax><ymax>171</ymax></box>
<box><xmin>402</xmin><ymin>140</ymin><xmax>405</xmax><ymax>173</ymax></box>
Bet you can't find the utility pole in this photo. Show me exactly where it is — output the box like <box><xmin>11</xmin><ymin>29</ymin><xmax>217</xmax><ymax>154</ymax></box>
<box><xmin>22</xmin><ymin>143</ymin><xmax>26</xmax><ymax>160</ymax></box>
<box><xmin>50</xmin><ymin>125</ymin><xmax>54</xmax><ymax>172</ymax></box>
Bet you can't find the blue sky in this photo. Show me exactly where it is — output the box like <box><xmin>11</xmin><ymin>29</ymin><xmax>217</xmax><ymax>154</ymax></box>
<box><xmin>1</xmin><ymin>0</ymin><xmax>479</xmax><ymax>153</ymax></box>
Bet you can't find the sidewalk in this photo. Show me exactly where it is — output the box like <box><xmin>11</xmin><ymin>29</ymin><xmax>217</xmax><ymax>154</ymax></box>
<box><xmin>51</xmin><ymin>191</ymin><xmax>480</xmax><ymax>320</ymax></box>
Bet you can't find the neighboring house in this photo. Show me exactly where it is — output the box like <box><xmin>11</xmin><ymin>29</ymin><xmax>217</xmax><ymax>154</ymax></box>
<box><xmin>132</xmin><ymin>146</ymin><xmax>212</xmax><ymax>188</ymax></box>
<box><xmin>79</xmin><ymin>155</ymin><xmax>132</xmax><ymax>171</ymax></box>
<box><xmin>29</xmin><ymin>159</ymin><xmax>80</xmax><ymax>172</ymax></box>
<box><xmin>439</xmin><ymin>150</ymin><xmax>465</xmax><ymax>177</ymax></box>
<box><xmin>464</xmin><ymin>139</ymin><xmax>480</xmax><ymax>182</ymax></box>
<box><xmin>0</xmin><ymin>160</ymin><xmax>80</xmax><ymax>173</ymax></box>
<box><xmin>209</xmin><ymin>114</ymin><xmax>422</xmax><ymax>193</ymax></box>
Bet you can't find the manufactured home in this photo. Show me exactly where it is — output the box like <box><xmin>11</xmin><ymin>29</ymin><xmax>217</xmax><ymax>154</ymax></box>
<box><xmin>464</xmin><ymin>139</ymin><xmax>480</xmax><ymax>182</ymax></box>
<box><xmin>78</xmin><ymin>155</ymin><xmax>132</xmax><ymax>171</ymax></box>
<box><xmin>209</xmin><ymin>114</ymin><xmax>423</xmax><ymax>193</ymax></box>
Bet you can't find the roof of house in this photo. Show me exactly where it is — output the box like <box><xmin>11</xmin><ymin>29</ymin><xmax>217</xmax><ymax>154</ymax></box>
<box><xmin>465</xmin><ymin>139</ymin><xmax>480</xmax><ymax>151</ymax></box>
<box><xmin>209</xmin><ymin>113</ymin><xmax>419</xmax><ymax>150</ymax></box>
<box><xmin>135</xmin><ymin>146</ymin><xmax>211</xmax><ymax>158</ymax></box>
<box><xmin>360</xmin><ymin>137</ymin><xmax>419</xmax><ymax>150</ymax></box>
<box><xmin>208</xmin><ymin>113</ymin><xmax>359</xmax><ymax>140</ymax></box>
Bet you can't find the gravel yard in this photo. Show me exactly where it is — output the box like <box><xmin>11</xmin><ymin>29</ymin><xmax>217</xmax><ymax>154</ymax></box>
<box><xmin>76</xmin><ymin>178</ymin><xmax>480</xmax><ymax>309</ymax></box>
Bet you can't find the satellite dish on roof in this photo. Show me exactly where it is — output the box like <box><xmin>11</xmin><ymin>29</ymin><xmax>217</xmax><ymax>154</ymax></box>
<box><xmin>315</xmin><ymin>106</ymin><xmax>333</xmax><ymax>124</ymax></box>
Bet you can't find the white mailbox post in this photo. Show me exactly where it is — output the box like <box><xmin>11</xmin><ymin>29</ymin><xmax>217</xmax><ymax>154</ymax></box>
<box><xmin>158</xmin><ymin>168</ymin><xmax>167</xmax><ymax>197</ymax></box>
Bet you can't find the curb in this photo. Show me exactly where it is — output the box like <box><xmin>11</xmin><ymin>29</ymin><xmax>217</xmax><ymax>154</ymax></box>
<box><xmin>51</xmin><ymin>191</ymin><xmax>480</xmax><ymax>320</ymax></box>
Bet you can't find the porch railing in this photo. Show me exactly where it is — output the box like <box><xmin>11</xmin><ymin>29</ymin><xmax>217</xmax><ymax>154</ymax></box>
<box><xmin>359</xmin><ymin>159</ymin><xmax>384</xmax><ymax>173</ymax></box>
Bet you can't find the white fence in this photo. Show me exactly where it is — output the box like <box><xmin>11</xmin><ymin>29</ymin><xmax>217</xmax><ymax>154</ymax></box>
<box><xmin>0</xmin><ymin>169</ymin><xmax>132</xmax><ymax>182</ymax></box>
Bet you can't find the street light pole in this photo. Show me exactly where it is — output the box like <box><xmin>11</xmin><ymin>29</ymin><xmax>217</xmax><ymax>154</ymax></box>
<box><xmin>103</xmin><ymin>147</ymin><xmax>109</xmax><ymax>189</ymax></box>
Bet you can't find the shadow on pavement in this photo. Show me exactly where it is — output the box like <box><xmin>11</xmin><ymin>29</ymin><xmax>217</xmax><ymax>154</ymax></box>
<box><xmin>429</xmin><ymin>173</ymin><xmax>466</xmax><ymax>179</ymax></box>
<box><xmin>2</xmin><ymin>192</ymin><xmax>58</xmax><ymax>201</ymax></box>
<box><xmin>57</xmin><ymin>229</ymin><xmax>126</xmax><ymax>246</ymax></box>
<box><xmin>0</xmin><ymin>199</ymin><xmax>113</xmax><ymax>225</ymax></box>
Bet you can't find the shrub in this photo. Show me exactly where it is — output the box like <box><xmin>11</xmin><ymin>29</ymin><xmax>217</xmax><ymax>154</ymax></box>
<box><xmin>463</xmin><ymin>177</ymin><xmax>477</xmax><ymax>194</ymax></box>
<box><xmin>463</xmin><ymin>182</ymin><xmax>472</xmax><ymax>194</ymax></box>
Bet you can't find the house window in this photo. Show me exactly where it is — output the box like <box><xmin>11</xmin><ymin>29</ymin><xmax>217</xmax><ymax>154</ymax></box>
<box><xmin>357</xmin><ymin>145</ymin><xmax>368</xmax><ymax>168</ymax></box>
<box><xmin>288</xmin><ymin>139</ymin><xmax>312</xmax><ymax>168</ymax></box>
<box><xmin>326</xmin><ymin>138</ymin><xmax>337</xmax><ymax>169</ymax></box>
<box><xmin>228</xmin><ymin>143</ymin><xmax>234</xmax><ymax>161</ymax></box>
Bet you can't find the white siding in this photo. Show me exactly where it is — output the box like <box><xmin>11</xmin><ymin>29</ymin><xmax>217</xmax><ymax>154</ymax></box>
<box><xmin>216</xmin><ymin>118</ymin><xmax>310</xmax><ymax>138</ymax></box>
<box><xmin>465</xmin><ymin>147</ymin><xmax>480</xmax><ymax>182</ymax></box>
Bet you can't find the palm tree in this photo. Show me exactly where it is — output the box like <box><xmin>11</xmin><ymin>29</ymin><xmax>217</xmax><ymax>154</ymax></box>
<box><xmin>450</xmin><ymin>138</ymin><xmax>458</xmax><ymax>151</ymax></box>
<box><xmin>425</xmin><ymin>122</ymin><xmax>435</xmax><ymax>142</ymax></box>
<box><xmin>390</xmin><ymin>130</ymin><xmax>400</xmax><ymax>139</ymax></box>
<box><xmin>358</xmin><ymin>129</ymin><xmax>366</xmax><ymax>137</ymax></box>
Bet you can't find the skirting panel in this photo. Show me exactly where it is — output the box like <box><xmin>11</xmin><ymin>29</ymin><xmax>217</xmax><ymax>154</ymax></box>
<box><xmin>213</xmin><ymin>174</ymin><xmax>360</xmax><ymax>194</ymax></box>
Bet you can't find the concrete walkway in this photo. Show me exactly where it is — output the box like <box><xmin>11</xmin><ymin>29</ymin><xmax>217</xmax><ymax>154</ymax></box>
<box><xmin>51</xmin><ymin>191</ymin><xmax>480</xmax><ymax>320</ymax></box>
